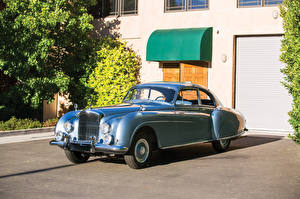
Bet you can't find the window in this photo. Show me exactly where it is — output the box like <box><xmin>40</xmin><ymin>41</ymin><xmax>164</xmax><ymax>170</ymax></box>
<box><xmin>124</xmin><ymin>87</ymin><xmax>175</xmax><ymax>103</ymax></box>
<box><xmin>176</xmin><ymin>89</ymin><xmax>200</xmax><ymax>106</ymax></box>
<box><xmin>165</xmin><ymin>0</ymin><xmax>208</xmax><ymax>12</ymax></box>
<box><xmin>105</xmin><ymin>0</ymin><xmax>138</xmax><ymax>16</ymax></box>
<box><xmin>198</xmin><ymin>90</ymin><xmax>215</xmax><ymax>106</ymax></box>
<box><xmin>238</xmin><ymin>0</ymin><xmax>283</xmax><ymax>7</ymax></box>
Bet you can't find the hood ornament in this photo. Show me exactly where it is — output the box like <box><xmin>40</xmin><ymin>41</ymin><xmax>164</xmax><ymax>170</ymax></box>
<box><xmin>74</xmin><ymin>103</ymin><xmax>78</xmax><ymax>111</ymax></box>
<box><xmin>89</xmin><ymin>104</ymin><xmax>92</xmax><ymax>110</ymax></box>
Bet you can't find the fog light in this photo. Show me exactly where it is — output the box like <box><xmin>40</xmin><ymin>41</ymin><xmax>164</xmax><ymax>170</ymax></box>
<box><xmin>103</xmin><ymin>134</ymin><xmax>113</xmax><ymax>145</ymax></box>
<box><xmin>55</xmin><ymin>131</ymin><xmax>63</xmax><ymax>141</ymax></box>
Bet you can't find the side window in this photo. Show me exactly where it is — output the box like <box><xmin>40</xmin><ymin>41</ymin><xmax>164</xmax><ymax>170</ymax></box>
<box><xmin>199</xmin><ymin>90</ymin><xmax>215</xmax><ymax>106</ymax></box>
<box><xmin>176</xmin><ymin>89</ymin><xmax>199</xmax><ymax>106</ymax></box>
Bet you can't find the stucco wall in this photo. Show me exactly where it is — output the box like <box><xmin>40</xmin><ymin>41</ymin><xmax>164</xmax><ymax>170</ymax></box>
<box><xmin>101</xmin><ymin>0</ymin><xmax>283</xmax><ymax>107</ymax></box>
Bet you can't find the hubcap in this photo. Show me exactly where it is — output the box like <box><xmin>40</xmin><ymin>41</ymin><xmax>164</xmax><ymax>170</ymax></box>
<box><xmin>134</xmin><ymin>139</ymin><xmax>149</xmax><ymax>163</ymax></box>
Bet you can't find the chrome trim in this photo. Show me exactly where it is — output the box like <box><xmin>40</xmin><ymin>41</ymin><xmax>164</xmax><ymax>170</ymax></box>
<box><xmin>220</xmin><ymin>129</ymin><xmax>246</xmax><ymax>140</ymax></box>
<box><xmin>49</xmin><ymin>140</ymin><xmax>66</xmax><ymax>148</ymax></box>
<box><xmin>49</xmin><ymin>140</ymin><xmax>128</xmax><ymax>154</ymax></box>
<box><xmin>94</xmin><ymin>143</ymin><xmax>128</xmax><ymax>154</ymax></box>
<box><xmin>160</xmin><ymin>139</ymin><xmax>213</xmax><ymax>149</ymax></box>
<box><xmin>78</xmin><ymin>110</ymin><xmax>100</xmax><ymax>141</ymax></box>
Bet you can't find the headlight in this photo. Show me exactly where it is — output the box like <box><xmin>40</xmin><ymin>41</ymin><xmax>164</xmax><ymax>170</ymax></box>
<box><xmin>55</xmin><ymin>130</ymin><xmax>63</xmax><ymax>141</ymax></box>
<box><xmin>103</xmin><ymin>134</ymin><xmax>113</xmax><ymax>145</ymax></box>
<box><xmin>64</xmin><ymin>121</ymin><xmax>74</xmax><ymax>133</ymax></box>
<box><xmin>100</xmin><ymin>122</ymin><xmax>110</xmax><ymax>134</ymax></box>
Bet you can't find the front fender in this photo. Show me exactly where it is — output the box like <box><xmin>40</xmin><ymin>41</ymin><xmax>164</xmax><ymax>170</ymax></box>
<box><xmin>113</xmin><ymin>111</ymin><xmax>145</xmax><ymax>149</ymax></box>
<box><xmin>55</xmin><ymin>110</ymin><xmax>80</xmax><ymax>134</ymax></box>
<box><xmin>113</xmin><ymin>109</ymin><xmax>177</xmax><ymax>149</ymax></box>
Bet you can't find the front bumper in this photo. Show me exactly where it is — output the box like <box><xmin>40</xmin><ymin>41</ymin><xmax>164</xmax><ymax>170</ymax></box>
<box><xmin>49</xmin><ymin>140</ymin><xmax>128</xmax><ymax>155</ymax></box>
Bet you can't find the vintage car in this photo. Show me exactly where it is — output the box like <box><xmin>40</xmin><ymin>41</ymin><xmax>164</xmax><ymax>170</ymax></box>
<box><xmin>50</xmin><ymin>82</ymin><xmax>247</xmax><ymax>169</ymax></box>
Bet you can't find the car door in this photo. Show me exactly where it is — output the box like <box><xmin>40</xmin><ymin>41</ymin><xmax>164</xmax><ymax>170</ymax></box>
<box><xmin>173</xmin><ymin>87</ymin><xmax>212</xmax><ymax>145</ymax></box>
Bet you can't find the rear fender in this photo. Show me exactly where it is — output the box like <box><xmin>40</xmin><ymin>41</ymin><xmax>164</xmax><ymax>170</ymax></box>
<box><xmin>211</xmin><ymin>107</ymin><xmax>246</xmax><ymax>140</ymax></box>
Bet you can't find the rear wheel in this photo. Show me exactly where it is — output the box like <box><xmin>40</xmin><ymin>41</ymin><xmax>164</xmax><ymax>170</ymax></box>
<box><xmin>124</xmin><ymin>133</ymin><xmax>154</xmax><ymax>169</ymax></box>
<box><xmin>212</xmin><ymin>138</ymin><xmax>231</xmax><ymax>153</ymax></box>
<box><xmin>64</xmin><ymin>150</ymin><xmax>90</xmax><ymax>164</ymax></box>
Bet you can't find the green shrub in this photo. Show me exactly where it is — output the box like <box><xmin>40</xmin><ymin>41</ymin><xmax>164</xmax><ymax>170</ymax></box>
<box><xmin>0</xmin><ymin>117</ymin><xmax>59</xmax><ymax>131</ymax></box>
<box><xmin>0</xmin><ymin>117</ymin><xmax>43</xmax><ymax>131</ymax></box>
<box><xmin>86</xmin><ymin>37</ymin><xmax>141</xmax><ymax>107</ymax></box>
<box><xmin>280</xmin><ymin>0</ymin><xmax>300</xmax><ymax>138</ymax></box>
<box><xmin>43</xmin><ymin>118</ymin><xmax>58</xmax><ymax>127</ymax></box>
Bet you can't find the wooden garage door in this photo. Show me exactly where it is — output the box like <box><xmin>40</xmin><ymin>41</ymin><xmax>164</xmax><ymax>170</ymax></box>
<box><xmin>163</xmin><ymin>63</ymin><xmax>208</xmax><ymax>88</ymax></box>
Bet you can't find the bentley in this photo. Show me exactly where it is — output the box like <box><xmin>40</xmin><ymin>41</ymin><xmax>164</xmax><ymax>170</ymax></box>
<box><xmin>50</xmin><ymin>82</ymin><xmax>247</xmax><ymax>169</ymax></box>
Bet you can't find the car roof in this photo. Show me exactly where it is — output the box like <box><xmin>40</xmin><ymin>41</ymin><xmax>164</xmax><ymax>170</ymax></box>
<box><xmin>133</xmin><ymin>81</ymin><xmax>223</xmax><ymax>107</ymax></box>
<box><xmin>136</xmin><ymin>81</ymin><xmax>207</xmax><ymax>90</ymax></box>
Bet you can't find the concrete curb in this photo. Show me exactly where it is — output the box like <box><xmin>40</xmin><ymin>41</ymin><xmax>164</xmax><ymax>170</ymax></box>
<box><xmin>0</xmin><ymin>127</ymin><xmax>55</xmax><ymax>137</ymax></box>
<box><xmin>244</xmin><ymin>130</ymin><xmax>291</xmax><ymax>139</ymax></box>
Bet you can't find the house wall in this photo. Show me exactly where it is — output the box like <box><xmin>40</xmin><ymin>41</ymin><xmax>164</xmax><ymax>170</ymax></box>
<box><xmin>100</xmin><ymin>0</ymin><xmax>283</xmax><ymax>107</ymax></box>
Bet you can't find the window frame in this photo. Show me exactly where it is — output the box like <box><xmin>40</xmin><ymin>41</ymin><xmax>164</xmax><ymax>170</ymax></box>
<box><xmin>175</xmin><ymin>88</ymin><xmax>201</xmax><ymax>106</ymax></box>
<box><xmin>237</xmin><ymin>0</ymin><xmax>283</xmax><ymax>8</ymax></box>
<box><xmin>164</xmin><ymin>0</ymin><xmax>209</xmax><ymax>13</ymax></box>
<box><xmin>107</xmin><ymin>0</ymin><xmax>138</xmax><ymax>16</ymax></box>
<box><xmin>198</xmin><ymin>88</ymin><xmax>216</xmax><ymax>107</ymax></box>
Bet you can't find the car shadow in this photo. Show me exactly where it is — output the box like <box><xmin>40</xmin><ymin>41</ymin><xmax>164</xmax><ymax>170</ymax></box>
<box><xmin>151</xmin><ymin>135</ymin><xmax>283</xmax><ymax>167</ymax></box>
<box><xmin>0</xmin><ymin>164</ymin><xmax>76</xmax><ymax>179</ymax></box>
<box><xmin>0</xmin><ymin>135</ymin><xmax>284</xmax><ymax>179</ymax></box>
<box><xmin>95</xmin><ymin>135</ymin><xmax>284</xmax><ymax>167</ymax></box>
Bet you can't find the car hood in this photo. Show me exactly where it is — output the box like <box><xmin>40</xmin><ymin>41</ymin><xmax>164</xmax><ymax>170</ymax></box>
<box><xmin>91</xmin><ymin>102</ymin><xmax>173</xmax><ymax>116</ymax></box>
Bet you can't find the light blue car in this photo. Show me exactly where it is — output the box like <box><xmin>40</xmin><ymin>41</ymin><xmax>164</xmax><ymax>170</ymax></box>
<box><xmin>50</xmin><ymin>82</ymin><xmax>247</xmax><ymax>169</ymax></box>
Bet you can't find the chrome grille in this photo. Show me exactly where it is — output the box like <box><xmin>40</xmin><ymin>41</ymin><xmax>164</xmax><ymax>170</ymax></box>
<box><xmin>78</xmin><ymin>111</ymin><xmax>100</xmax><ymax>141</ymax></box>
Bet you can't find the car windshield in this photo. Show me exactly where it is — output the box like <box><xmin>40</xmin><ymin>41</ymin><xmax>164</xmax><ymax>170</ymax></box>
<box><xmin>123</xmin><ymin>86</ymin><xmax>175</xmax><ymax>103</ymax></box>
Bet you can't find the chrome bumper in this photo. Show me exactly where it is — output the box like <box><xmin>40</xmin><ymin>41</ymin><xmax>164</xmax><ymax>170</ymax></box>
<box><xmin>49</xmin><ymin>140</ymin><xmax>128</xmax><ymax>154</ymax></box>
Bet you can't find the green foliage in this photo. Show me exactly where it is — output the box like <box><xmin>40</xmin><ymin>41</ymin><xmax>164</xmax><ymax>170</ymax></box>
<box><xmin>288</xmin><ymin>134</ymin><xmax>300</xmax><ymax>146</ymax></box>
<box><xmin>280</xmin><ymin>0</ymin><xmax>300</xmax><ymax>137</ymax></box>
<box><xmin>0</xmin><ymin>117</ymin><xmax>42</xmax><ymax>131</ymax></box>
<box><xmin>0</xmin><ymin>0</ymin><xmax>97</xmax><ymax>112</ymax></box>
<box><xmin>43</xmin><ymin>117</ymin><xmax>58</xmax><ymax>127</ymax></box>
<box><xmin>0</xmin><ymin>103</ymin><xmax>42</xmax><ymax>121</ymax></box>
<box><xmin>87</xmin><ymin>37</ymin><xmax>141</xmax><ymax>107</ymax></box>
<box><xmin>0</xmin><ymin>117</ymin><xmax>58</xmax><ymax>131</ymax></box>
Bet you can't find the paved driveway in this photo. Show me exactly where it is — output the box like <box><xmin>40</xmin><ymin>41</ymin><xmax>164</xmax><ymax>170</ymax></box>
<box><xmin>0</xmin><ymin>135</ymin><xmax>299</xmax><ymax>199</ymax></box>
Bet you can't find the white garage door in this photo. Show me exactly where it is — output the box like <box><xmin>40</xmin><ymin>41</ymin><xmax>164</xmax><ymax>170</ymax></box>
<box><xmin>236</xmin><ymin>36</ymin><xmax>292</xmax><ymax>132</ymax></box>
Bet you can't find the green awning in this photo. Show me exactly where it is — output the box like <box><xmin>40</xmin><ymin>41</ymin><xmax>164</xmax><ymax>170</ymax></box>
<box><xmin>146</xmin><ymin>27</ymin><xmax>212</xmax><ymax>62</ymax></box>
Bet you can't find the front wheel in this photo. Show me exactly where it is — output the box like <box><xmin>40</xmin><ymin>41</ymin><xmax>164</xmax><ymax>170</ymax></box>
<box><xmin>124</xmin><ymin>133</ymin><xmax>154</xmax><ymax>169</ymax></box>
<box><xmin>64</xmin><ymin>150</ymin><xmax>90</xmax><ymax>164</ymax></box>
<box><xmin>212</xmin><ymin>138</ymin><xmax>231</xmax><ymax>153</ymax></box>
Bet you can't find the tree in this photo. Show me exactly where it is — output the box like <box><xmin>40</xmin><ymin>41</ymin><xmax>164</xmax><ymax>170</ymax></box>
<box><xmin>280</xmin><ymin>0</ymin><xmax>300</xmax><ymax>137</ymax></box>
<box><xmin>0</xmin><ymin>0</ymin><xmax>97</xmax><ymax>119</ymax></box>
<box><xmin>86</xmin><ymin>37</ymin><xmax>140</xmax><ymax>107</ymax></box>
